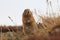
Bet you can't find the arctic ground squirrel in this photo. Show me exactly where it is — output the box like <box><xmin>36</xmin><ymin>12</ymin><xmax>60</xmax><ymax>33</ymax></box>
<box><xmin>22</xmin><ymin>9</ymin><xmax>38</xmax><ymax>35</ymax></box>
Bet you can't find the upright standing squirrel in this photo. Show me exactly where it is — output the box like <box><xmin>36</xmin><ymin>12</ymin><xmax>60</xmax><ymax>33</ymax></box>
<box><xmin>22</xmin><ymin>9</ymin><xmax>38</xmax><ymax>35</ymax></box>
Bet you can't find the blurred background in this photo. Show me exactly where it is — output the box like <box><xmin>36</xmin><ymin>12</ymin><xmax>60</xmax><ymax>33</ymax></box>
<box><xmin>0</xmin><ymin>0</ymin><xmax>60</xmax><ymax>26</ymax></box>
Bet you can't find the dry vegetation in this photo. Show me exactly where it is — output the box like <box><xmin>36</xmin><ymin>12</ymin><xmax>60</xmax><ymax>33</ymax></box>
<box><xmin>0</xmin><ymin>9</ymin><xmax>60</xmax><ymax>40</ymax></box>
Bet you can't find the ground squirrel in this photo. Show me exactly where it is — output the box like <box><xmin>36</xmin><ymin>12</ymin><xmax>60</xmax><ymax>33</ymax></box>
<box><xmin>22</xmin><ymin>9</ymin><xmax>38</xmax><ymax>35</ymax></box>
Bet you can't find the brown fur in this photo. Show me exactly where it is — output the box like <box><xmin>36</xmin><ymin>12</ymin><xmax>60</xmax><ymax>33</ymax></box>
<box><xmin>22</xmin><ymin>9</ymin><xmax>38</xmax><ymax>35</ymax></box>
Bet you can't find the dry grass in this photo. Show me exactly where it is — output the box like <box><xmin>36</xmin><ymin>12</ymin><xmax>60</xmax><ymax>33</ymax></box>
<box><xmin>0</xmin><ymin>16</ymin><xmax>60</xmax><ymax>40</ymax></box>
<box><xmin>0</xmin><ymin>8</ymin><xmax>60</xmax><ymax>40</ymax></box>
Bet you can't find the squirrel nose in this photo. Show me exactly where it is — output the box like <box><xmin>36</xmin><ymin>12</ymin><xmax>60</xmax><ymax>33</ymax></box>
<box><xmin>25</xmin><ymin>10</ymin><xmax>29</xmax><ymax>15</ymax></box>
<box><xmin>24</xmin><ymin>9</ymin><xmax>30</xmax><ymax>15</ymax></box>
